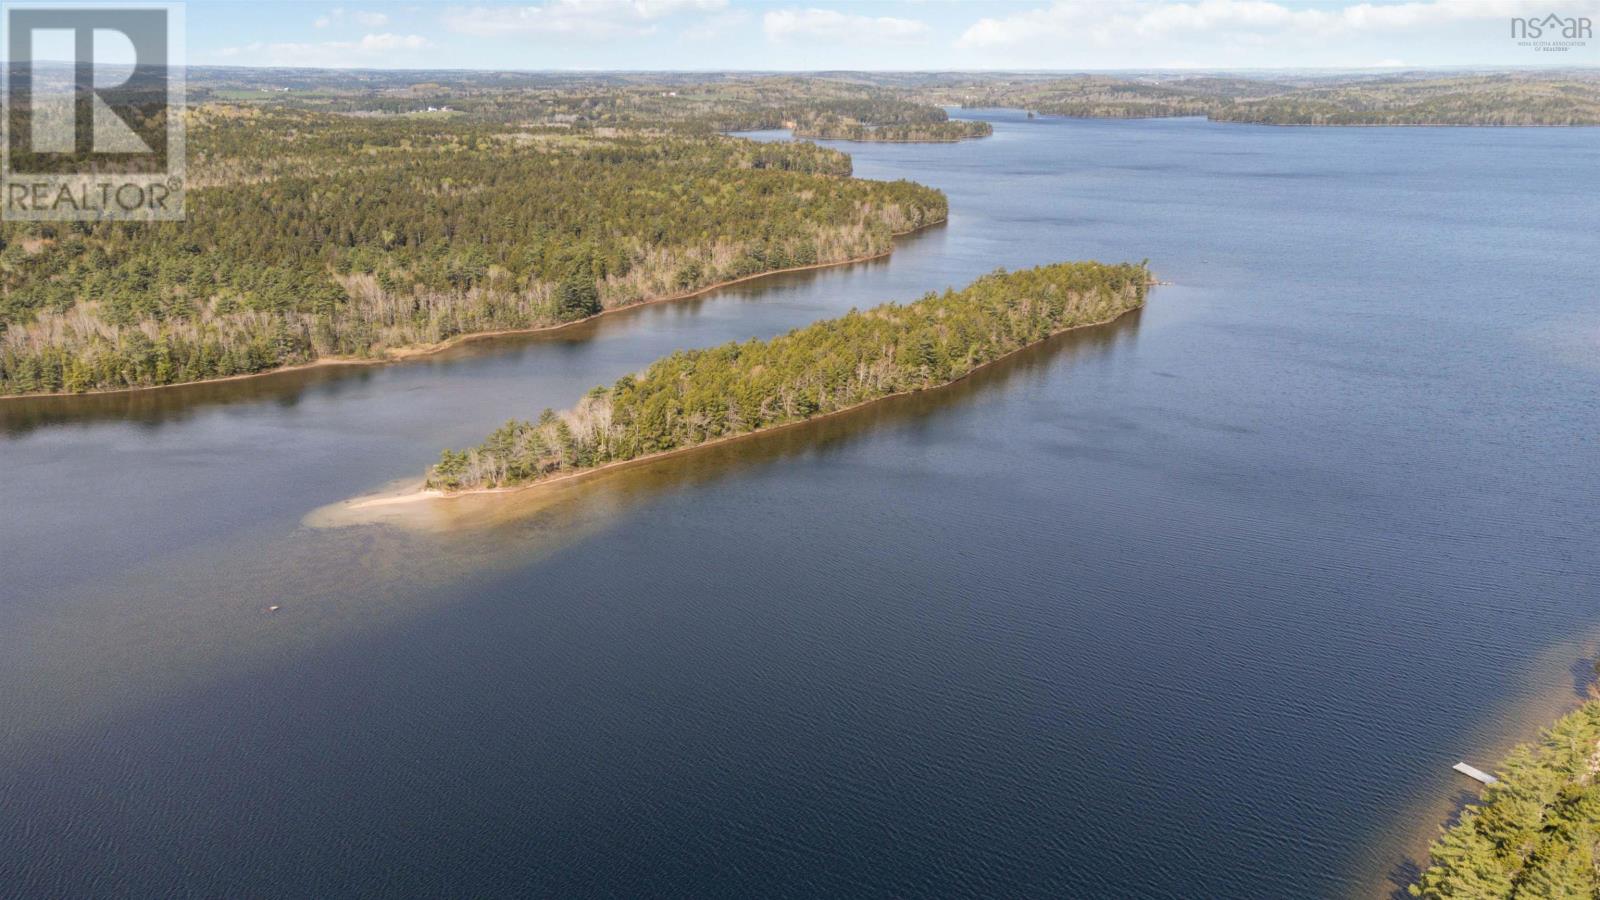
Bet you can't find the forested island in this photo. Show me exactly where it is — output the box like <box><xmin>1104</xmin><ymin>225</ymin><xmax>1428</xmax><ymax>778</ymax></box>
<box><xmin>0</xmin><ymin>111</ymin><xmax>945</xmax><ymax>395</ymax></box>
<box><xmin>425</xmin><ymin>261</ymin><xmax>1148</xmax><ymax>493</ymax></box>
<box><xmin>1412</xmin><ymin>698</ymin><xmax>1600</xmax><ymax>897</ymax></box>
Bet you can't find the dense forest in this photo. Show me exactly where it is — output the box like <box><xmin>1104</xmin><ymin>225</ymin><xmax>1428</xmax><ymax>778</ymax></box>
<box><xmin>1214</xmin><ymin>76</ymin><xmax>1600</xmax><ymax>126</ymax></box>
<box><xmin>190</xmin><ymin>71</ymin><xmax>993</xmax><ymax>139</ymax></box>
<box><xmin>928</xmin><ymin>72</ymin><xmax>1600</xmax><ymax>126</ymax></box>
<box><xmin>1412</xmin><ymin>699</ymin><xmax>1600</xmax><ymax>897</ymax></box>
<box><xmin>426</xmin><ymin>261</ymin><xmax>1149</xmax><ymax>492</ymax></box>
<box><xmin>186</xmin><ymin>69</ymin><xmax>1600</xmax><ymax>130</ymax></box>
<box><xmin>942</xmin><ymin>76</ymin><xmax>1226</xmax><ymax>119</ymax></box>
<box><xmin>793</xmin><ymin>116</ymin><xmax>992</xmax><ymax>142</ymax></box>
<box><xmin>0</xmin><ymin>110</ymin><xmax>945</xmax><ymax>395</ymax></box>
<box><xmin>16</xmin><ymin>64</ymin><xmax>1577</xmax><ymax>394</ymax></box>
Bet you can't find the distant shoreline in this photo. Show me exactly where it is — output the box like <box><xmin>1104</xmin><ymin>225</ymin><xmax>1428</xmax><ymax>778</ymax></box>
<box><xmin>1015</xmin><ymin>111</ymin><xmax>1600</xmax><ymax>128</ymax></box>
<box><xmin>344</xmin><ymin>293</ymin><xmax>1151</xmax><ymax>514</ymax></box>
<box><xmin>794</xmin><ymin>131</ymin><xmax>991</xmax><ymax>144</ymax></box>
<box><xmin>801</xmin><ymin>136</ymin><xmax>983</xmax><ymax>143</ymax></box>
<box><xmin>0</xmin><ymin>220</ymin><xmax>941</xmax><ymax>403</ymax></box>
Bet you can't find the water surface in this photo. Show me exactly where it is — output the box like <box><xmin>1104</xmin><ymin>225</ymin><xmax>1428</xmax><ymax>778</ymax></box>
<box><xmin>2</xmin><ymin>111</ymin><xmax>1597</xmax><ymax>898</ymax></box>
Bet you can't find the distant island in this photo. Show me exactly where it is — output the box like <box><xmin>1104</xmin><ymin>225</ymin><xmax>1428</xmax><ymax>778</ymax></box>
<box><xmin>425</xmin><ymin>261</ymin><xmax>1149</xmax><ymax>493</ymax></box>
<box><xmin>1412</xmin><ymin>696</ymin><xmax>1600</xmax><ymax>897</ymax></box>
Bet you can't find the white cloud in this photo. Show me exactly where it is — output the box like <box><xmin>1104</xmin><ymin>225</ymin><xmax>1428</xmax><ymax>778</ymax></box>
<box><xmin>215</xmin><ymin>33</ymin><xmax>432</xmax><ymax>67</ymax></box>
<box><xmin>443</xmin><ymin>0</ymin><xmax>728</xmax><ymax>39</ymax></box>
<box><xmin>315</xmin><ymin>8</ymin><xmax>392</xmax><ymax>30</ymax></box>
<box><xmin>764</xmin><ymin>7</ymin><xmax>930</xmax><ymax>43</ymax></box>
<box><xmin>956</xmin><ymin>0</ymin><xmax>1599</xmax><ymax>49</ymax></box>
<box><xmin>683</xmin><ymin>9</ymin><xmax>751</xmax><ymax>41</ymax></box>
<box><xmin>357</xmin><ymin>33</ymin><xmax>428</xmax><ymax>51</ymax></box>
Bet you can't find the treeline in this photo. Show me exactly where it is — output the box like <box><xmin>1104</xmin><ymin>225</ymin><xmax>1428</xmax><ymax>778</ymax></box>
<box><xmin>1215</xmin><ymin>77</ymin><xmax>1600</xmax><ymax>125</ymax></box>
<box><xmin>937</xmin><ymin>73</ymin><xmax>1600</xmax><ymax>126</ymax></box>
<box><xmin>0</xmin><ymin>113</ymin><xmax>946</xmax><ymax>395</ymax></box>
<box><xmin>427</xmin><ymin>261</ymin><xmax>1149</xmax><ymax>492</ymax></box>
<box><xmin>187</xmin><ymin>71</ymin><xmax>994</xmax><ymax>141</ymax></box>
<box><xmin>794</xmin><ymin>116</ymin><xmax>992</xmax><ymax>142</ymax></box>
<box><xmin>183</xmin><ymin>107</ymin><xmax>859</xmax><ymax>183</ymax></box>
<box><xmin>960</xmin><ymin>76</ymin><xmax>1221</xmax><ymax>119</ymax></box>
<box><xmin>187</xmin><ymin>70</ymin><xmax>1600</xmax><ymax>129</ymax></box>
<box><xmin>1412</xmin><ymin>699</ymin><xmax>1600</xmax><ymax>897</ymax></box>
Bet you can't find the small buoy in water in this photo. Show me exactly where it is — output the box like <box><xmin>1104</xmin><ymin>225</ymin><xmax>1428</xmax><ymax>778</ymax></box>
<box><xmin>266</xmin><ymin>605</ymin><xmax>281</xmax><ymax>613</ymax></box>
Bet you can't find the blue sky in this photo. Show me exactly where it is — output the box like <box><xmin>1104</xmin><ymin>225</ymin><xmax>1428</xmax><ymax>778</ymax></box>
<box><xmin>182</xmin><ymin>0</ymin><xmax>1600</xmax><ymax>70</ymax></box>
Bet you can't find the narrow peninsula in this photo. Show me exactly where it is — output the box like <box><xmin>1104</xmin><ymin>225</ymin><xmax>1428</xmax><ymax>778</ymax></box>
<box><xmin>426</xmin><ymin>261</ymin><xmax>1149</xmax><ymax>494</ymax></box>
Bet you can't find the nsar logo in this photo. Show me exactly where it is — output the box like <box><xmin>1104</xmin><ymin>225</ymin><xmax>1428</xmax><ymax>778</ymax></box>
<box><xmin>1511</xmin><ymin>13</ymin><xmax>1593</xmax><ymax>52</ymax></box>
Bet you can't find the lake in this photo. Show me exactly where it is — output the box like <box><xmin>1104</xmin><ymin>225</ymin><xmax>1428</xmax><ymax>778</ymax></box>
<box><xmin>2</xmin><ymin>110</ymin><xmax>1596</xmax><ymax>898</ymax></box>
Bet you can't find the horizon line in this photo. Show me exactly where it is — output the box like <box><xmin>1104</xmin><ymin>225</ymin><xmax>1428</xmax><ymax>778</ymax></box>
<box><xmin>6</xmin><ymin>62</ymin><xmax>1599</xmax><ymax>75</ymax></box>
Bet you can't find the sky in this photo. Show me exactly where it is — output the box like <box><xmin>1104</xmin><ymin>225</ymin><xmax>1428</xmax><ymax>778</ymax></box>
<box><xmin>175</xmin><ymin>0</ymin><xmax>1600</xmax><ymax>70</ymax></box>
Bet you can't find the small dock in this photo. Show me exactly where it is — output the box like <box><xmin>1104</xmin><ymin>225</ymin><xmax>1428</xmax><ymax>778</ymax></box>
<box><xmin>1453</xmin><ymin>762</ymin><xmax>1497</xmax><ymax>785</ymax></box>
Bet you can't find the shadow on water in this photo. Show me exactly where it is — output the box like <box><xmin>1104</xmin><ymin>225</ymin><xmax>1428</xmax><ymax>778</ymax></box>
<box><xmin>0</xmin><ymin>365</ymin><xmax>394</xmax><ymax>437</ymax></box>
<box><xmin>1383</xmin><ymin>790</ymin><xmax>1474</xmax><ymax>900</ymax></box>
<box><xmin>0</xmin><ymin>247</ymin><xmax>909</xmax><ymax>438</ymax></box>
<box><xmin>1385</xmin><ymin>855</ymin><xmax>1425</xmax><ymax>900</ymax></box>
<box><xmin>1570</xmin><ymin>653</ymin><xmax>1600</xmax><ymax>699</ymax></box>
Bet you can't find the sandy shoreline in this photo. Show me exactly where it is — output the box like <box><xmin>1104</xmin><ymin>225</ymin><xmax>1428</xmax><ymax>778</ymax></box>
<box><xmin>0</xmin><ymin>221</ymin><xmax>940</xmax><ymax>403</ymax></box>
<box><xmin>344</xmin><ymin>296</ymin><xmax>1150</xmax><ymax>514</ymax></box>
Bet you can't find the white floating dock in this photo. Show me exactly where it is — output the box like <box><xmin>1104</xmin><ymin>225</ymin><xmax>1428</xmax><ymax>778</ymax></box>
<box><xmin>1453</xmin><ymin>762</ymin><xmax>1498</xmax><ymax>784</ymax></box>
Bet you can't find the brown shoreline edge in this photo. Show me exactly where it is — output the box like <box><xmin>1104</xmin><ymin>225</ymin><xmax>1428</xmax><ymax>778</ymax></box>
<box><xmin>794</xmin><ymin>134</ymin><xmax>991</xmax><ymax>144</ymax></box>
<box><xmin>0</xmin><ymin>219</ymin><xmax>944</xmax><ymax>402</ymax></box>
<box><xmin>343</xmin><ymin>291</ymin><xmax>1153</xmax><ymax>514</ymax></box>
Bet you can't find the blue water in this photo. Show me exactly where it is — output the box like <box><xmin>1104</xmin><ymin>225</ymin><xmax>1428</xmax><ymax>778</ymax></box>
<box><xmin>2</xmin><ymin>110</ymin><xmax>1597</xmax><ymax>897</ymax></box>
